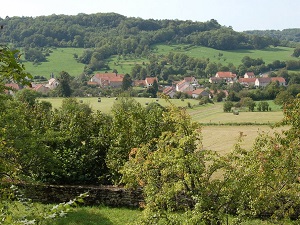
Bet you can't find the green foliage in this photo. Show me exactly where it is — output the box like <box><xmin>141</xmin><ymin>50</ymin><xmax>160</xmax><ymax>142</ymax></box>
<box><xmin>55</xmin><ymin>71</ymin><xmax>72</xmax><ymax>97</ymax></box>
<box><xmin>0</xmin><ymin>45</ymin><xmax>32</xmax><ymax>90</ymax></box>
<box><xmin>240</xmin><ymin>97</ymin><xmax>256</xmax><ymax>111</ymax></box>
<box><xmin>24</xmin><ymin>48</ymin><xmax>46</xmax><ymax>62</ymax></box>
<box><xmin>122</xmin><ymin>102</ymin><xmax>227</xmax><ymax>224</ymax></box>
<box><xmin>41</xmin><ymin>98</ymin><xmax>113</xmax><ymax>184</ymax></box>
<box><xmin>223</xmin><ymin>97</ymin><xmax>300</xmax><ymax>222</ymax></box>
<box><xmin>257</xmin><ymin>101</ymin><xmax>270</xmax><ymax>111</ymax></box>
<box><xmin>274</xmin><ymin>91</ymin><xmax>294</xmax><ymax>105</ymax></box>
<box><xmin>122</xmin><ymin>74</ymin><xmax>132</xmax><ymax>91</ymax></box>
<box><xmin>223</xmin><ymin>101</ymin><xmax>233</xmax><ymax>112</ymax></box>
<box><xmin>15</xmin><ymin>89</ymin><xmax>41</xmax><ymax>107</ymax></box>
<box><xmin>106</xmin><ymin>97</ymin><xmax>166</xmax><ymax>183</ymax></box>
<box><xmin>292</xmin><ymin>47</ymin><xmax>300</xmax><ymax>57</ymax></box>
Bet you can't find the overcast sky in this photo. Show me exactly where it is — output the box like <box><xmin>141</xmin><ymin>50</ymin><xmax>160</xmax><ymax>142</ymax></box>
<box><xmin>1</xmin><ymin>0</ymin><xmax>299</xmax><ymax>31</ymax></box>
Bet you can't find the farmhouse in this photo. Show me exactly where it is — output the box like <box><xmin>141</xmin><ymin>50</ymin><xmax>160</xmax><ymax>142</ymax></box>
<box><xmin>145</xmin><ymin>77</ymin><xmax>158</xmax><ymax>88</ymax></box>
<box><xmin>176</xmin><ymin>76</ymin><xmax>198</xmax><ymax>92</ymax></box>
<box><xmin>238</xmin><ymin>78</ymin><xmax>256</xmax><ymax>87</ymax></box>
<box><xmin>90</xmin><ymin>73</ymin><xmax>124</xmax><ymax>88</ymax></box>
<box><xmin>191</xmin><ymin>88</ymin><xmax>212</xmax><ymax>98</ymax></box>
<box><xmin>4</xmin><ymin>83</ymin><xmax>23</xmax><ymax>95</ymax></box>
<box><xmin>254</xmin><ymin>77</ymin><xmax>286</xmax><ymax>87</ymax></box>
<box><xmin>32</xmin><ymin>83</ymin><xmax>50</xmax><ymax>94</ymax></box>
<box><xmin>215</xmin><ymin>71</ymin><xmax>237</xmax><ymax>83</ymax></box>
<box><xmin>163</xmin><ymin>86</ymin><xmax>176</xmax><ymax>98</ymax></box>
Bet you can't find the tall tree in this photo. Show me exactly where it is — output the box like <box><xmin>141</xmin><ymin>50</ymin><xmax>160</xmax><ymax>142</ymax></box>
<box><xmin>122</xmin><ymin>73</ymin><xmax>132</xmax><ymax>91</ymax></box>
<box><xmin>56</xmin><ymin>71</ymin><xmax>72</xmax><ymax>97</ymax></box>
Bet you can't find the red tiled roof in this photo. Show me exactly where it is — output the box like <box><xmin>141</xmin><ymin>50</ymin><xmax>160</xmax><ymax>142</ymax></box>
<box><xmin>271</xmin><ymin>77</ymin><xmax>286</xmax><ymax>83</ymax></box>
<box><xmin>94</xmin><ymin>73</ymin><xmax>124</xmax><ymax>79</ymax></box>
<box><xmin>184</xmin><ymin>76</ymin><xmax>195</xmax><ymax>82</ymax></box>
<box><xmin>216</xmin><ymin>72</ymin><xmax>236</xmax><ymax>78</ymax></box>
<box><xmin>5</xmin><ymin>83</ymin><xmax>22</xmax><ymax>90</ymax></box>
<box><xmin>163</xmin><ymin>86</ymin><xmax>175</xmax><ymax>94</ymax></box>
<box><xmin>244</xmin><ymin>72</ymin><xmax>255</xmax><ymax>77</ymax></box>
<box><xmin>145</xmin><ymin>77</ymin><xmax>158</xmax><ymax>85</ymax></box>
<box><xmin>239</xmin><ymin>78</ymin><xmax>256</xmax><ymax>83</ymax></box>
<box><xmin>256</xmin><ymin>77</ymin><xmax>271</xmax><ymax>83</ymax></box>
<box><xmin>134</xmin><ymin>80</ymin><xmax>146</xmax><ymax>86</ymax></box>
<box><xmin>192</xmin><ymin>88</ymin><xmax>206</xmax><ymax>95</ymax></box>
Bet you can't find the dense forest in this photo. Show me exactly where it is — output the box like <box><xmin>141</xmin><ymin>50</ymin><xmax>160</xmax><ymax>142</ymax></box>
<box><xmin>0</xmin><ymin>13</ymin><xmax>280</xmax><ymax>50</ymax></box>
<box><xmin>245</xmin><ymin>29</ymin><xmax>300</xmax><ymax>45</ymax></box>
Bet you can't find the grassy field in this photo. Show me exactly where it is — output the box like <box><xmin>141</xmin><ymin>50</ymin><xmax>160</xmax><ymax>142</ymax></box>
<box><xmin>153</xmin><ymin>44</ymin><xmax>295</xmax><ymax>66</ymax></box>
<box><xmin>23</xmin><ymin>45</ymin><xmax>295</xmax><ymax>78</ymax></box>
<box><xmin>40</xmin><ymin>97</ymin><xmax>200</xmax><ymax>114</ymax></box>
<box><xmin>201</xmin><ymin>125</ymin><xmax>286</xmax><ymax>155</ymax></box>
<box><xmin>188</xmin><ymin>101</ymin><xmax>283</xmax><ymax>124</ymax></box>
<box><xmin>97</xmin><ymin>55</ymin><xmax>149</xmax><ymax>75</ymax></box>
<box><xmin>23</xmin><ymin>48</ymin><xmax>85</xmax><ymax>78</ymax></box>
<box><xmin>41</xmin><ymin>97</ymin><xmax>283</xmax><ymax>124</ymax></box>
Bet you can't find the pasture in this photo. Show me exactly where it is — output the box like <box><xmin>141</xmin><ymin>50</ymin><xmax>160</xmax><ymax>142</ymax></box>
<box><xmin>23</xmin><ymin>48</ymin><xmax>85</xmax><ymax>78</ymax></box>
<box><xmin>153</xmin><ymin>44</ymin><xmax>295</xmax><ymax>66</ymax></box>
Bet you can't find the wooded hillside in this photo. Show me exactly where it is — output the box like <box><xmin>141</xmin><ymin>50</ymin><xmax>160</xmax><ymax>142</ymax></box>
<box><xmin>0</xmin><ymin>13</ymin><xmax>278</xmax><ymax>53</ymax></box>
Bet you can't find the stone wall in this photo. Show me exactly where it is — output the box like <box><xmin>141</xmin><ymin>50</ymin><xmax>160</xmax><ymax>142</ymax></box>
<box><xmin>17</xmin><ymin>184</ymin><xmax>144</xmax><ymax>208</ymax></box>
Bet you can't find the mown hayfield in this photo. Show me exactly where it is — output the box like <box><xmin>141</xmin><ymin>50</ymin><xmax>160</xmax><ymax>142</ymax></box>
<box><xmin>40</xmin><ymin>97</ymin><xmax>200</xmax><ymax>114</ymax></box>
<box><xmin>188</xmin><ymin>101</ymin><xmax>283</xmax><ymax>124</ymax></box>
<box><xmin>201</xmin><ymin>125</ymin><xmax>287</xmax><ymax>156</ymax></box>
<box><xmin>23</xmin><ymin>48</ymin><xmax>85</xmax><ymax>78</ymax></box>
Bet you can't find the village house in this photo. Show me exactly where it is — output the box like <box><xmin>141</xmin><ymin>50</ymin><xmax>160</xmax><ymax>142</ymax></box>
<box><xmin>45</xmin><ymin>78</ymin><xmax>59</xmax><ymax>90</ymax></box>
<box><xmin>145</xmin><ymin>77</ymin><xmax>158</xmax><ymax>88</ymax></box>
<box><xmin>238</xmin><ymin>78</ymin><xmax>256</xmax><ymax>87</ymax></box>
<box><xmin>210</xmin><ymin>71</ymin><xmax>237</xmax><ymax>84</ymax></box>
<box><xmin>32</xmin><ymin>83</ymin><xmax>50</xmax><ymax>94</ymax></box>
<box><xmin>191</xmin><ymin>88</ymin><xmax>212</xmax><ymax>98</ymax></box>
<box><xmin>244</xmin><ymin>72</ymin><xmax>255</xmax><ymax>78</ymax></box>
<box><xmin>176</xmin><ymin>76</ymin><xmax>198</xmax><ymax>92</ymax></box>
<box><xmin>4</xmin><ymin>83</ymin><xmax>23</xmax><ymax>95</ymax></box>
<box><xmin>254</xmin><ymin>77</ymin><xmax>286</xmax><ymax>87</ymax></box>
<box><xmin>237</xmin><ymin>72</ymin><xmax>256</xmax><ymax>87</ymax></box>
<box><xmin>163</xmin><ymin>86</ymin><xmax>176</xmax><ymax>98</ymax></box>
<box><xmin>90</xmin><ymin>73</ymin><xmax>124</xmax><ymax>88</ymax></box>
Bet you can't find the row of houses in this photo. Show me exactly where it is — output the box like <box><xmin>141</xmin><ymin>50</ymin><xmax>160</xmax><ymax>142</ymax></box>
<box><xmin>5</xmin><ymin>78</ymin><xmax>59</xmax><ymax>95</ymax></box>
<box><xmin>89</xmin><ymin>73</ymin><xmax>158</xmax><ymax>89</ymax></box>
<box><xmin>5</xmin><ymin>71</ymin><xmax>286</xmax><ymax>98</ymax></box>
<box><xmin>209</xmin><ymin>71</ymin><xmax>286</xmax><ymax>87</ymax></box>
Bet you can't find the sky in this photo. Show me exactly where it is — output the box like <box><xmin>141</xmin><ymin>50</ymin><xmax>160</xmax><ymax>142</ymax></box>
<box><xmin>1</xmin><ymin>0</ymin><xmax>299</xmax><ymax>31</ymax></box>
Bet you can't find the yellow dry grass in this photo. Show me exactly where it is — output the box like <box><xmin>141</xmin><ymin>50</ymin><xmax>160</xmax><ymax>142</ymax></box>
<box><xmin>201</xmin><ymin>125</ymin><xmax>287</xmax><ymax>155</ymax></box>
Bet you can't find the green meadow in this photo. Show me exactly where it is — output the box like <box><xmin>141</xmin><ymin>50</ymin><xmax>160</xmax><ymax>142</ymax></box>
<box><xmin>23</xmin><ymin>45</ymin><xmax>295</xmax><ymax>78</ymax></box>
<box><xmin>153</xmin><ymin>44</ymin><xmax>295</xmax><ymax>65</ymax></box>
<box><xmin>23</xmin><ymin>48</ymin><xmax>85</xmax><ymax>78</ymax></box>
